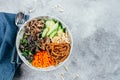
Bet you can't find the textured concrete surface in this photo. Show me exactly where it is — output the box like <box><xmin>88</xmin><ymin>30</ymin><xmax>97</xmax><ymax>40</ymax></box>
<box><xmin>0</xmin><ymin>0</ymin><xmax>120</xmax><ymax>80</ymax></box>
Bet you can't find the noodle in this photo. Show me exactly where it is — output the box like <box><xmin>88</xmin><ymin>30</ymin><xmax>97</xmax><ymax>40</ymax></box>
<box><xmin>46</xmin><ymin>42</ymin><xmax>71</xmax><ymax>66</ymax></box>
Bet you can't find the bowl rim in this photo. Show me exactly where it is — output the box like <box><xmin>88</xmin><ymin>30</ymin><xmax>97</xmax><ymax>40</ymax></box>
<box><xmin>16</xmin><ymin>15</ymin><xmax>73</xmax><ymax>71</ymax></box>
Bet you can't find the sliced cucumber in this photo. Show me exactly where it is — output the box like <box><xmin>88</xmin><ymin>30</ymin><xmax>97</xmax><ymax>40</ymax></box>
<box><xmin>42</xmin><ymin>28</ymin><xmax>49</xmax><ymax>38</ymax></box>
<box><xmin>63</xmin><ymin>28</ymin><xmax>66</xmax><ymax>32</ymax></box>
<box><xmin>58</xmin><ymin>29</ymin><xmax>64</xmax><ymax>33</ymax></box>
<box><xmin>47</xmin><ymin>22</ymin><xmax>59</xmax><ymax>36</ymax></box>
<box><xmin>58</xmin><ymin>22</ymin><xmax>63</xmax><ymax>28</ymax></box>
<box><xmin>42</xmin><ymin>19</ymin><xmax>66</xmax><ymax>38</ymax></box>
<box><xmin>58</xmin><ymin>25</ymin><xmax>65</xmax><ymax>33</ymax></box>
<box><xmin>51</xmin><ymin>18</ymin><xmax>57</xmax><ymax>23</ymax></box>
<box><xmin>49</xmin><ymin>30</ymin><xmax>58</xmax><ymax>39</ymax></box>
<box><xmin>45</xmin><ymin>20</ymin><xmax>56</xmax><ymax>28</ymax></box>
<box><xmin>58</xmin><ymin>25</ymin><xmax>62</xmax><ymax>30</ymax></box>
<box><xmin>57</xmin><ymin>27</ymin><xmax>66</xmax><ymax>36</ymax></box>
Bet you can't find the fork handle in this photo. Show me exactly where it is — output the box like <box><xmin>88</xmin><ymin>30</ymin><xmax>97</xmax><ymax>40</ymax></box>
<box><xmin>11</xmin><ymin>46</ymin><xmax>16</xmax><ymax>64</ymax></box>
<box><xmin>16</xmin><ymin>54</ymin><xmax>22</xmax><ymax>64</ymax></box>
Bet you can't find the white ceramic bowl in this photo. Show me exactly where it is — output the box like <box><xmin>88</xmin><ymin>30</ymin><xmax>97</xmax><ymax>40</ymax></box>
<box><xmin>16</xmin><ymin>16</ymin><xmax>73</xmax><ymax>71</ymax></box>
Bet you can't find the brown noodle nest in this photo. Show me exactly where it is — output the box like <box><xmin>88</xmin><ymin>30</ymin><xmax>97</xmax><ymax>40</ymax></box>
<box><xmin>46</xmin><ymin>42</ymin><xmax>71</xmax><ymax>65</ymax></box>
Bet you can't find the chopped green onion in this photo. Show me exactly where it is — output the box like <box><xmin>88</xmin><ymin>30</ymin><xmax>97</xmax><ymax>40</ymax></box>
<box><xmin>22</xmin><ymin>52</ymin><xmax>28</xmax><ymax>57</ymax></box>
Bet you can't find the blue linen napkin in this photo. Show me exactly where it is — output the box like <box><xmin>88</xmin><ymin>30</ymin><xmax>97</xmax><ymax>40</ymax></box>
<box><xmin>0</xmin><ymin>12</ymin><xmax>29</xmax><ymax>80</ymax></box>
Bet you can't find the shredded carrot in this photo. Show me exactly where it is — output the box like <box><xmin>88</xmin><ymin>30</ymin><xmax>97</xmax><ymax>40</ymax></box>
<box><xmin>31</xmin><ymin>51</ymin><xmax>54</xmax><ymax>68</ymax></box>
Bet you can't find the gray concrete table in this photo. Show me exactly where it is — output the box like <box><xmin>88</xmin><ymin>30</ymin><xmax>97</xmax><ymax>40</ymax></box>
<box><xmin>0</xmin><ymin>0</ymin><xmax>120</xmax><ymax>80</ymax></box>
